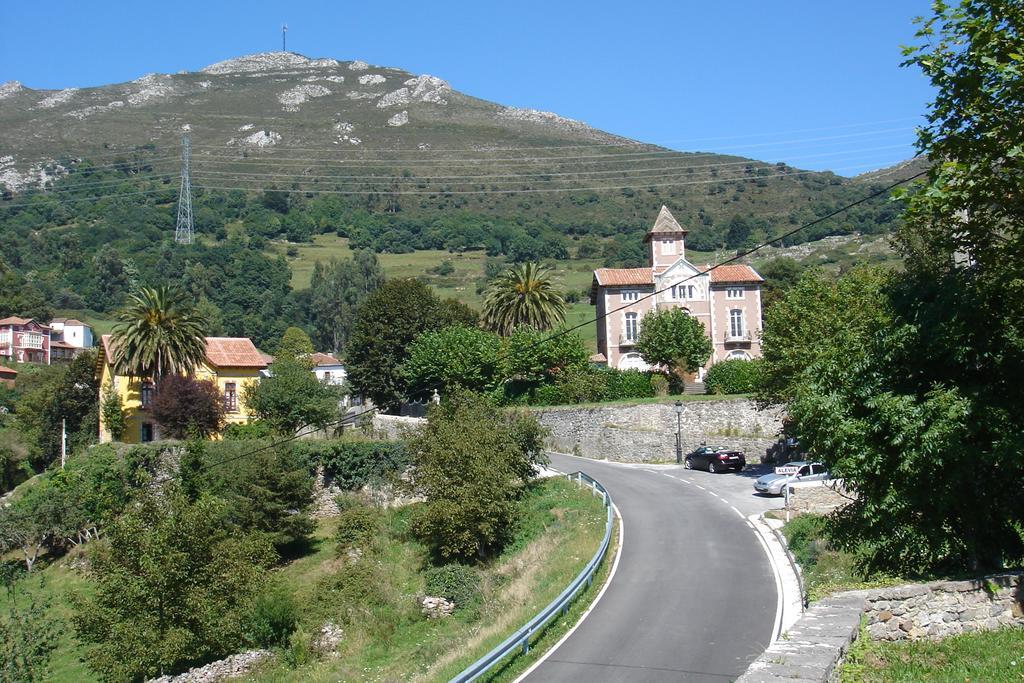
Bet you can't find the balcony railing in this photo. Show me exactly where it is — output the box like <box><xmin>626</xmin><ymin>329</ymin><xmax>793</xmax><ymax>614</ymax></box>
<box><xmin>0</xmin><ymin>332</ymin><xmax>9</xmax><ymax>346</ymax></box>
<box><xmin>19</xmin><ymin>334</ymin><xmax>44</xmax><ymax>349</ymax></box>
<box><xmin>619</xmin><ymin>333</ymin><xmax>638</xmax><ymax>346</ymax></box>
<box><xmin>724</xmin><ymin>330</ymin><xmax>752</xmax><ymax>343</ymax></box>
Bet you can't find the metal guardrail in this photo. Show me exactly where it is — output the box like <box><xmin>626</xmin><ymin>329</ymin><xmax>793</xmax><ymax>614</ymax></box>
<box><xmin>450</xmin><ymin>471</ymin><xmax>615</xmax><ymax>683</ymax></box>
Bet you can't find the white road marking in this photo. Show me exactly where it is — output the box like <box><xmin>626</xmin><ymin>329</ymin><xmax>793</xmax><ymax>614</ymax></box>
<box><xmin>747</xmin><ymin>513</ymin><xmax>786</xmax><ymax>644</ymax></box>
<box><xmin>514</xmin><ymin>501</ymin><xmax>625</xmax><ymax>682</ymax></box>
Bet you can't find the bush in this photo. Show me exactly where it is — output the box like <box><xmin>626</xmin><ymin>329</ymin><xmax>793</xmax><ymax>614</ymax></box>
<box><xmin>649</xmin><ymin>374</ymin><xmax>669</xmax><ymax>397</ymax></box>
<box><xmin>335</xmin><ymin>506</ymin><xmax>379</xmax><ymax>549</ymax></box>
<box><xmin>223</xmin><ymin>420</ymin><xmax>274</xmax><ymax>440</ymax></box>
<box><xmin>704</xmin><ymin>358</ymin><xmax>762</xmax><ymax>394</ymax></box>
<box><xmin>553</xmin><ymin>365</ymin><xmax>608</xmax><ymax>404</ymax></box>
<box><xmin>603</xmin><ymin>368</ymin><xmax>655</xmax><ymax>401</ymax></box>
<box><xmin>423</xmin><ymin>564</ymin><xmax>482</xmax><ymax>610</ymax></box>
<box><xmin>245</xmin><ymin>582</ymin><xmax>299</xmax><ymax>648</ymax></box>
<box><xmin>782</xmin><ymin>513</ymin><xmax>828</xmax><ymax>568</ymax></box>
<box><xmin>293</xmin><ymin>440</ymin><xmax>408</xmax><ymax>489</ymax></box>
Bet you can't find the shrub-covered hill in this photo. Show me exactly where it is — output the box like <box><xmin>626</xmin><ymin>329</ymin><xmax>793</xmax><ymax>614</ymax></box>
<box><xmin>1</xmin><ymin>51</ymin><xmax>923</xmax><ymax>256</ymax></box>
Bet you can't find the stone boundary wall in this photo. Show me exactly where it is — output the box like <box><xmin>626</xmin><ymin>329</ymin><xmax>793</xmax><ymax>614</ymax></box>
<box><xmin>532</xmin><ymin>399</ymin><xmax>783</xmax><ymax>462</ymax></box>
<box><xmin>370</xmin><ymin>414</ymin><xmax>424</xmax><ymax>441</ymax></box>
<box><xmin>738</xmin><ymin>573</ymin><xmax>1024</xmax><ymax>682</ymax></box>
<box><xmin>786</xmin><ymin>481</ymin><xmax>853</xmax><ymax>515</ymax></box>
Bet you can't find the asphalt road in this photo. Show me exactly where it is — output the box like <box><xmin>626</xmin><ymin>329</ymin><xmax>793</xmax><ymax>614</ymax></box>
<box><xmin>525</xmin><ymin>453</ymin><xmax>778</xmax><ymax>683</ymax></box>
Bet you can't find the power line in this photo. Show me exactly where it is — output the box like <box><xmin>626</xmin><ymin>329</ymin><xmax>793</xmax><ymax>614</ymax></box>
<box><xmin>192</xmin><ymin>161</ymin><xmax>904</xmax><ymax>196</ymax></box>
<box><xmin>189</xmin><ymin>144</ymin><xmax>911</xmax><ymax>183</ymax></box>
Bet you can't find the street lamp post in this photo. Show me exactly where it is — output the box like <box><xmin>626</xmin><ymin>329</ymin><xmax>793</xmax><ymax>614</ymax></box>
<box><xmin>674</xmin><ymin>400</ymin><xmax>683</xmax><ymax>464</ymax></box>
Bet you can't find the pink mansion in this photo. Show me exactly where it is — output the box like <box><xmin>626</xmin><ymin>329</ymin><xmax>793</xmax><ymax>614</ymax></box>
<box><xmin>590</xmin><ymin>206</ymin><xmax>764</xmax><ymax>377</ymax></box>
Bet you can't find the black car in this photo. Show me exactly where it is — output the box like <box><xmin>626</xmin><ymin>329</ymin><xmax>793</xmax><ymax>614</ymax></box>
<box><xmin>683</xmin><ymin>445</ymin><xmax>746</xmax><ymax>473</ymax></box>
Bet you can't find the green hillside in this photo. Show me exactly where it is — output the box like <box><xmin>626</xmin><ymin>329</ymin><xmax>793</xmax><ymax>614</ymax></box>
<box><xmin>0</xmin><ymin>51</ymin><xmax>926</xmax><ymax>350</ymax></box>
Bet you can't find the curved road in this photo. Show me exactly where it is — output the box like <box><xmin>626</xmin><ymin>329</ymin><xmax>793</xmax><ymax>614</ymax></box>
<box><xmin>525</xmin><ymin>453</ymin><xmax>778</xmax><ymax>682</ymax></box>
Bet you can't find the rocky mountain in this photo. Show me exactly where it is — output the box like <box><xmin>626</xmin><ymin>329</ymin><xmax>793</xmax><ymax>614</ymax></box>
<box><xmin>0</xmin><ymin>51</ymin><xmax>925</xmax><ymax>255</ymax></box>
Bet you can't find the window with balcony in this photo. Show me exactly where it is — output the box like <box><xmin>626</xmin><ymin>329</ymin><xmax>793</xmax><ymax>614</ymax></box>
<box><xmin>729</xmin><ymin>309</ymin><xmax>744</xmax><ymax>339</ymax></box>
<box><xmin>622</xmin><ymin>290</ymin><xmax>639</xmax><ymax>302</ymax></box>
<box><xmin>726</xmin><ymin>287</ymin><xmax>744</xmax><ymax>299</ymax></box>
<box><xmin>140</xmin><ymin>381</ymin><xmax>154</xmax><ymax>410</ymax></box>
<box><xmin>624</xmin><ymin>312</ymin><xmax>639</xmax><ymax>342</ymax></box>
<box><xmin>22</xmin><ymin>333</ymin><xmax>43</xmax><ymax>349</ymax></box>
<box><xmin>224</xmin><ymin>382</ymin><xmax>238</xmax><ymax>413</ymax></box>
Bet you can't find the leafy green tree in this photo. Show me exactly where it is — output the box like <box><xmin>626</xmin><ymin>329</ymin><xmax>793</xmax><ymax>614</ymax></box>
<box><xmin>243</xmin><ymin>358</ymin><xmax>339</xmax><ymax>435</ymax></box>
<box><xmin>0</xmin><ymin>576</ymin><xmax>60</xmax><ymax>682</ymax></box>
<box><xmin>73</xmin><ymin>491</ymin><xmax>275</xmax><ymax>681</ymax></box>
<box><xmin>150</xmin><ymin>375</ymin><xmax>226</xmax><ymax>439</ymax></box>
<box><xmin>635</xmin><ymin>308</ymin><xmax>712</xmax><ymax>377</ymax></box>
<box><xmin>100</xmin><ymin>382</ymin><xmax>126</xmax><ymax>442</ymax></box>
<box><xmin>15</xmin><ymin>351</ymin><xmax>99</xmax><ymax>469</ymax></box>
<box><xmin>401</xmin><ymin>326</ymin><xmax>503</xmax><ymax>397</ymax></box>
<box><xmin>769</xmin><ymin>1</ymin><xmax>1024</xmax><ymax>574</ymax></box>
<box><xmin>275</xmin><ymin>326</ymin><xmax>314</xmax><ymax>362</ymax></box>
<box><xmin>197</xmin><ymin>444</ymin><xmax>315</xmax><ymax>551</ymax></box>
<box><xmin>499</xmin><ymin>326</ymin><xmax>590</xmax><ymax>387</ymax></box>
<box><xmin>110</xmin><ymin>286</ymin><xmax>208</xmax><ymax>382</ymax></box>
<box><xmin>346</xmin><ymin>279</ymin><xmax>468</xmax><ymax>411</ymax></box>
<box><xmin>757</xmin><ymin>257</ymin><xmax>803</xmax><ymax>309</ymax></box>
<box><xmin>0</xmin><ymin>484</ymin><xmax>70</xmax><ymax>571</ymax></box>
<box><xmin>481</xmin><ymin>262</ymin><xmax>566</xmax><ymax>336</ymax></box>
<box><xmin>407</xmin><ymin>390</ymin><xmax>546</xmax><ymax>562</ymax></box>
<box><xmin>307</xmin><ymin>251</ymin><xmax>384</xmax><ymax>353</ymax></box>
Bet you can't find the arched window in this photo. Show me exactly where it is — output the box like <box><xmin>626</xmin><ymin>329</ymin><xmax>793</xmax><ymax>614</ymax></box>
<box><xmin>726</xmin><ymin>350</ymin><xmax>751</xmax><ymax>360</ymax></box>
<box><xmin>729</xmin><ymin>309</ymin><xmax>744</xmax><ymax>338</ymax></box>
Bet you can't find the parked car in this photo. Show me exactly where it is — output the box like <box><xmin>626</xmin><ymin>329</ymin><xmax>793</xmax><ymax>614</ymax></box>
<box><xmin>753</xmin><ymin>461</ymin><xmax>829</xmax><ymax>495</ymax></box>
<box><xmin>683</xmin><ymin>445</ymin><xmax>746</xmax><ymax>473</ymax></box>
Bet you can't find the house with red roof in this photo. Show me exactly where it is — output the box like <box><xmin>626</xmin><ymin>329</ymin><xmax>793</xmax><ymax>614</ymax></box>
<box><xmin>0</xmin><ymin>317</ymin><xmax>51</xmax><ymax>365</ymax></box>
<box><xmin>590</xmin><ymin>206</ymin><xmax>765</xmax><ymax>376</ymax></box>
<box><xmin>96</xmin><ymin>335</ymin><xmax>269</xmax><ymax>443</ymax></box>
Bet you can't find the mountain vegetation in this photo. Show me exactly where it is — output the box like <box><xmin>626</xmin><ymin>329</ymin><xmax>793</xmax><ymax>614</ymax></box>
<box><xmin>0</xmin><ymin>53</ymin><xmax>924</xmax><ymax>350</ymax></box>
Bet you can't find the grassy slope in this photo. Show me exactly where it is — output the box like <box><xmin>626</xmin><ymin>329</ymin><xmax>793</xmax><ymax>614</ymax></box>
<box><xmin>2</xmin><ymin>476</ymin><xmax>608</xmax><ymax>683</ymax></box>
<box><xmin>840</xmin><ymin>626</ymin><xmax>1024</xmax><ymax>682</ymax></box>
<box><xmin>253</xmin><ymin>476</ymin><xmax>608</xmax><ymax>682</ymax></box>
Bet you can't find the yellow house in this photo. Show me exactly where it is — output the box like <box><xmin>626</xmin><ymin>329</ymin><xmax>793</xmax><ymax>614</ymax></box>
<box><xmin>97</xmin><ymin>335</ymin><xmax>268</xmax><ymax>443</ymax></box>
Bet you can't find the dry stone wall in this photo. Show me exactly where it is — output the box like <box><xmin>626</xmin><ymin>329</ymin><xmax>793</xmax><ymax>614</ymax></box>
<box><xmin>864</xmin><ymin>574</ymin><xmax>1023</xmax><ymax>641</ymax></box>
<box><xmin>739</xmin><ymin>572</ymin><xmax>1024</xmax><ymax>682</ymax></box>
<box><xmin>532</xmin><ymin>399</ymin><xmax>783</xmax><ymax>463</ymax></box>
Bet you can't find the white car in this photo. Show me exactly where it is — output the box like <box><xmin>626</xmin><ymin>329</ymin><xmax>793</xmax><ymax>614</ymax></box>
<box><xmin>753</xmin><ymin>461</ymin><xmax>828</xmax><ymax>496</ymax></box>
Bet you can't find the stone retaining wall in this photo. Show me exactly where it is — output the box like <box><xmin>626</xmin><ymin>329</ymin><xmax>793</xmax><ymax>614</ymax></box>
<box><xmin>370</xmin><ymin>414</ymin><xmax>424</xmax><ymax>441</ymax></box>
<box><xmin>786</xmin><ymin>482</ymin><xmax>852</xmax><ymax>515</ymax></box>
<box><xmin>864</xmin><ymin>574</ymin><xmax>1023</xmax><ymax>641</ymax></box>
<box><xmin>532</xmin><ymin>399</ymin><xmax>783</xmax><ymax>462</ymax></box>
<box><xmin>738</xmin><ymin>572</ymin><xmax>1024</xmax><ymax>682</ymax></box>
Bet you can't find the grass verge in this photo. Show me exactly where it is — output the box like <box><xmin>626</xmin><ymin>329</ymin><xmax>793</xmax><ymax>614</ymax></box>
<box><xmin>839</xmin><ymin>624</ymin><xmax>1024</xmax><ymax>682</ymax></box>
<box><xmin>250</xmin><ymin>475</ymin><xmax>610</xmax><ymax>682</ymax></box>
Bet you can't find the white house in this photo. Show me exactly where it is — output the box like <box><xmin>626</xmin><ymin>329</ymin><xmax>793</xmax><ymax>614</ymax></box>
<box><xmin>309</xmin><ymin>352</ymin><xmax>346</xmax><ymax>386</ymax></box>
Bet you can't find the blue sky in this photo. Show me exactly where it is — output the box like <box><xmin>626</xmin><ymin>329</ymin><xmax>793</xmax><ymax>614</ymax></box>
<box><xmin>1</xmin><ymin>1</ymin><xmax>935</xmax><ymax>173</ymax></box>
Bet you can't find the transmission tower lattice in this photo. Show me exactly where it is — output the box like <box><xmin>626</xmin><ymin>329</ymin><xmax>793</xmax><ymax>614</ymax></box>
<box><xmin>174</xmin><ymin>134</ymin><xmax>193</xmax><ymax>245</ymax></box>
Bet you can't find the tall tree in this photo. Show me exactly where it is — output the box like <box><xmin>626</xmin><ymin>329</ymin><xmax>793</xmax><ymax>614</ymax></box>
<box><xmin>307</xmin><ymin>251</ymin><xmax>384</xmax><ymax>353</ymax></box>
<box><xmin>346</xmin><ymin>279</ymin><xmax>469</xmax><ymax>411</ymax></box>
<box><xmin>760</xmin><ymin>2</ymin><xmax>1024</xmax><ymax>574</ymax></box>
<box><xmin>110</xmin><ymin>286</ymin><xmax>208</xmax><ymax>382</ymax></box>
<box><xmin>481</xmin><ymin>262</ymin><xmax>566</xmax><ymax>336</ymax></box>
<box><xmin>275</xmin><ymin>326</ymin><xmax>314</xmax><ymax>362</ymax></box>
<box><xmin>635</xmin><ymin>308</ymin><xmax>713</xmax><ymax>379</ymax></box>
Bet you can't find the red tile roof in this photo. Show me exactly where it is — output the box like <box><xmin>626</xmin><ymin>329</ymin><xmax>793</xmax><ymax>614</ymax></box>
<box><xmin>0</xmin><ymin>366</ymin><xmax>17</xmax><ymax>377</ymax></box>
<box><xmin>589</xmin><ymin>352</ymin><xmax>607</xmax><ymax>364</ymax></box>
<box><xmin>100</xmin><ymin>335</ymin><xmax>268</xmax><ymax>369</ymax></box>
<box><xmin>204</xmin><ymin>338</ymin><xmax>268</xmax><ymax>368</ymax></box>
<box><xmin>308</xmin><ymin>352</ymin><xmax>342</xmax><ymax>367</ymax></box>
<box><xmin>51</xmin><ymin>340</ymin><xmax>77</xmax><ymax>349</ymax></box>
<box><xmin>0</xmin><ymin>316</ymin><xmax>38</xmax><ymax>326</ymax></box>
<box><xmin>593</xmin><ymin>268</ymin><xmax>654</xmax><ymax>287</ymax></box>
<box><xmin>704</xmin><ymin>264</ymin><xmax>764</xmax><ymax>284</ymax></box>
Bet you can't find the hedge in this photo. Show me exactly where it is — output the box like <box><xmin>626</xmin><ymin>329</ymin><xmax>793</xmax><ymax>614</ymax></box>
<box><xmin>290</xmin><ymin>441</ymin><xmax>408</xmax><ymax>489</ymax></box>
<box><xmin>704</xmin><ymin>358</ymin><xmax>762</xmax><ymax>395</ymax></box>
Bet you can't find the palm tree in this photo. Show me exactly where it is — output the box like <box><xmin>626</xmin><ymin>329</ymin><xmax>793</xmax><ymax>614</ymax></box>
<box><xmin>111</xmin><ymin>286</ymin><xmax>208</xmax><ymax>382</ymax></box>
<box><xmin>481</xmin><ymin>262</ymin><xmax>566</xmax><ymax>336</ymax></box>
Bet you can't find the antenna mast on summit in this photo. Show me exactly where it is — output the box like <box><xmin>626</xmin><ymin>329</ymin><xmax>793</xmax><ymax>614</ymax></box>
<box><xmin>174</xmin><ymin>134</ymin><xmax>193</xmax><ymax>245</ymax></box>
<box><xmin>282</xmin><ymin>24</ymin><xmax>288</xmax><ymax>52</ymax></box>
